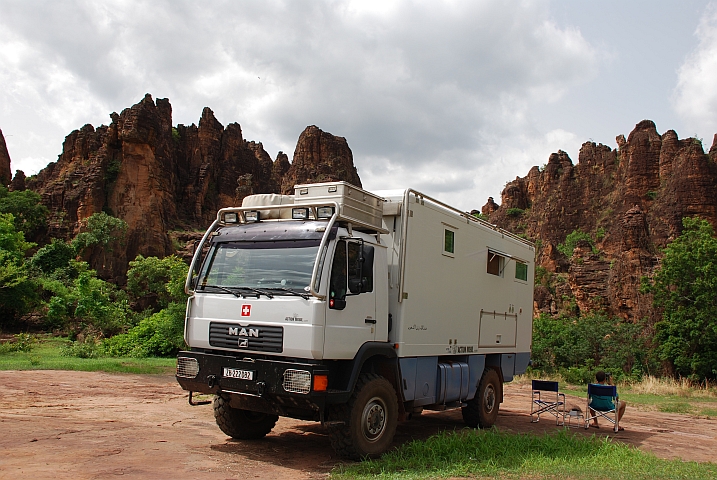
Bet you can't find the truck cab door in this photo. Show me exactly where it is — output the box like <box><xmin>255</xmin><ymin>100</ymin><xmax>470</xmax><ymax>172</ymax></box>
<box><xmin>324</xmin><ymin>239</ymin><xmax>377</xmax><ymax>359</ymax></box>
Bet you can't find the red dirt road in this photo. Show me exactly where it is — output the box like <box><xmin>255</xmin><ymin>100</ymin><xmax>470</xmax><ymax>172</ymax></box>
<box><xmin>0</xmin><ymin>371</ymin><xmax>715</xmax><ymax>479</ymax></box>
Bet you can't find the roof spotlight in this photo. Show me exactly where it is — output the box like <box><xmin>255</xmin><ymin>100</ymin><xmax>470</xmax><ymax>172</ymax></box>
<box><xmin>317</xmin><ymin>206</ymin><xmax>335</xmax><ymax>219</ymax></box>
<box><xmin>292</xmin><ymin>208</ymin><xmax>309</xmax><ymax>220</ymax></box>
<box><xmin>244</xmin><ymin>211</ymin><xmax>260</xmax><ymax>222</ymax></box>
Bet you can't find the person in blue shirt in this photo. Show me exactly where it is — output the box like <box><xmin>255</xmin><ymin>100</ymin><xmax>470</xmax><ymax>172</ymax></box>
<box><xmin>589</xmin><ymin>370</ymin><xmax>626</xmax><ymax>430</ymax></box>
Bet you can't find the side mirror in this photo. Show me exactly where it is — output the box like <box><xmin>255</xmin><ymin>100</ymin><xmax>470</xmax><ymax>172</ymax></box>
<box><xmin>329</xmin><ymin>298</ymin><xmax>346</xmax><ymax>310</ymax></box>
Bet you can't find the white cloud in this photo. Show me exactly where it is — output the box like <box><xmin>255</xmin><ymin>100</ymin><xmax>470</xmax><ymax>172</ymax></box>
<box><xmin>674</xmin><ymin>2</ymin><xmax>717</xmax><ymax>144</ymax></box>
<box><xmin>0</xmin><ymin>0</ymin><xmax>598</xmax><ymax>209</ymax></box>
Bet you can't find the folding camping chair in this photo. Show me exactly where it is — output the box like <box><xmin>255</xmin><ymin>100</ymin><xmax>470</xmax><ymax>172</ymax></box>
<box><xmin>531</xmin><ymin>380</ymin><xmax>566</xmax><ymax>425</ymax></box>
<box><xmin>584</xmin><ymin>383</ymin><xmax>620</xmax><ymax>432</ymax></box>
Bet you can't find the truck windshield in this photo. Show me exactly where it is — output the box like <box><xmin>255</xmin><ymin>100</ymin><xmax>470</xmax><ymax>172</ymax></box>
<box><xmin>197</xmin><ymin>241</ymin><xmax>319</xmax><ymax>291</ymax></box>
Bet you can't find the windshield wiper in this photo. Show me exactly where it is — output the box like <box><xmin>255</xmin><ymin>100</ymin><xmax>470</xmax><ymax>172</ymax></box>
<box><xmin>199</xmin><ymin>284</ymin><xmax>242</xmax><ymax>298</ymax></box>
<box><xmin>234</xmin><ymin>286</ymin><xmax>274</xmax><ymax>299</ymax></box>
<box><xmin>264</xmin><ymin>287</ymin><xmax>311</xmax><ymax>299</ymax></box>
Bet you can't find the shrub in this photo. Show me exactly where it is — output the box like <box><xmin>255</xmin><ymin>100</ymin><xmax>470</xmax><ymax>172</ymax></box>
<box><xmin>557</xmin><ymin>229</ymin><xmax>595</xmax><ymax>257</ymax></box>
<box><xmin>0</xmin><ymin>333</ymin><xmax>36</xmax><ymax>353</ymax></box>
<box><xmin>506</xmin><ymin>207</ymin><xmax>525</xmax><ymax>217</ymax></box>
<box><xmin>42</xmin><ymin>263</ymin><xmax>131</xmax><ymax>336</ymax></box>
<box><xmin>102</xmin><ymin>303</ymin><xmax>186</xmax><ymax>357</ymax></box>
<box><xmin>126</xmin><ymin>255</ymin><xmax>188</xmax><ymax>310</ymax></box>
<box><xmin>60</xmin><ymin>335</ymin><xmax>102</xmax><ymax>359</ymax></box>
<box><xmin>531</xmin><ymin>313</ymin><xmax>656</xmax><ymax>381</ymax></box>
<box><xmin>30</xmin><ymin>239</ymin><xmax>75</xmax><ymax>274</ymax></box>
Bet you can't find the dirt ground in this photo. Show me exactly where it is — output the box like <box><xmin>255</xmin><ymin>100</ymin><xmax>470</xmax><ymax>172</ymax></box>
<box><xmin>0</xmin><ymin>371</ymin><xmax>715</xmax><ymax>479</ymax></box>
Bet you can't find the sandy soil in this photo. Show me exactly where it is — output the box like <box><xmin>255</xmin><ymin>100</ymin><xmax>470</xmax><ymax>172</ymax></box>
<box><xmin>0</xmin><ymin>371</ymin><xmax>715</xmax><ymax>479</ymax></box>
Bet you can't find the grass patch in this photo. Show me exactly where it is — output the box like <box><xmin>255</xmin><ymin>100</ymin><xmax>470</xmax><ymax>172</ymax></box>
<box><xmin>333</xmin><ymin>429</ymin><xmax>717</xmax><ymax>480</ymax></box>
<box><xmin>0</xmin><ymin>336</ymin><xmax>176</xmax><ymax>374</ymax></box>
<box><xmin>657</xmin><ymin>402</ymin><xmax>693</xmax><ymax>414</ymax></box>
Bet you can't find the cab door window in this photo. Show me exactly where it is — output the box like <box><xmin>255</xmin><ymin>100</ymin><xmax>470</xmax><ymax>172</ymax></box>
<box><xmin>329</xmin><ymin>240</ymin><xmax>374</xmax><ymax>309</ymax></box>
<box><xmin>330</xmin><ymin>240</ymin><xmax>348</xmax><ymax>302</ymax></box>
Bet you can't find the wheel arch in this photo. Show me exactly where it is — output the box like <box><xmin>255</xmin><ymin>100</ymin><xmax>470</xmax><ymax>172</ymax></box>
<box><xmin>327</xmin><ymin>342</ymin><xmax>400</xmax><ymax>404</ymax></box>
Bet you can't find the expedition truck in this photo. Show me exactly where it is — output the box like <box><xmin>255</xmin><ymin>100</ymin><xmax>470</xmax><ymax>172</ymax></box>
<box><xmin>176</xmin><ymin>181</ymin><xmax>534</xmax><ymax>459</ymax></box>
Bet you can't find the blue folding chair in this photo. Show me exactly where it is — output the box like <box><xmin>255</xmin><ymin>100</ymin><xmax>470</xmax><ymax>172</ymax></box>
<box><xmin>585</xmin><ymin>383</ymin><xmax>620</xmax><ymax>432</ymax></box>
<box><xmin>531</xmin><ymin>380</ymin><xmax>566</xmax><ymax>425</ymax></box>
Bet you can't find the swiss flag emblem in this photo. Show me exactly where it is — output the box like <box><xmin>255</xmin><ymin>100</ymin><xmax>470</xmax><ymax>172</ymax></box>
<box><xmin>241</xmin><ymin>305</ymin><xmax>251</xmax><ymax>317</ymax></box>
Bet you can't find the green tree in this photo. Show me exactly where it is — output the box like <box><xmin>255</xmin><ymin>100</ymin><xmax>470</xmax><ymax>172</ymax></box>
<box><xmin>0</xmin><ymin>185</ymin><xmax>48</xmax><ymax>237</ymax></box>
<box><xmin>126</xmin><ymin>255</ymin><xmax>188</xmax><ymax>310</ymax></box>
<box><xmin>71</xmin><ymin>212</ymin><xmax>128</xmax><ymax>254</ymax></box>
<box><xmin>651</xmin><ymin>217</ymin><xmax>717</xmax><ymax>380</ymax></box>
<box><xmin>0</xmin><ymin>213</ymin><xmax>37</xmax><ymax>323</ymax></box>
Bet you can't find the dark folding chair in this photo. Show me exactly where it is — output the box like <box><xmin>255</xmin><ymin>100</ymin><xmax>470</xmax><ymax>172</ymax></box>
<box><xmin>584</xmin><ymin>383</ymin><xmax>620</xmax><ymax>432</ymax></box>
<box><xmin>531</xmin><ymin>380</ymin><xmax>566</xmax><ymax>425</ymax></box>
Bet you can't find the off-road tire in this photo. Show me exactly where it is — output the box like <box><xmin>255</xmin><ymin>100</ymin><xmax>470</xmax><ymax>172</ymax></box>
<box><xmin>213</xmin><ymin>393</ymin><xmax>278</xmax><ymax>439</ymax></box>
<box><xmin>462</xmin><ymin>368</ymin><xmax>501</xmax><ymax>428</ymax></box>
<box><xmin>327</xmin><ymin>373</ymin><xmax>398</xmax><ymax>460</ymax></box>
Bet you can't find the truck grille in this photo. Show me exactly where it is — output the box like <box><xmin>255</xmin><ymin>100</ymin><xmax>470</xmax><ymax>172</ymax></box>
<box><xmin>209</xmin><ymin>322</ymin><xmax>283</xmax><ymax>353</ymax></box>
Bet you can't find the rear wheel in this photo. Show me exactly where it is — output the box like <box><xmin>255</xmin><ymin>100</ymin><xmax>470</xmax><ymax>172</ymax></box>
<box><xmin>462</xmin><ymin>368</ymin><xmax>501</xmax><ymax>428</ymax></box>
<box><xmin>328</xmin><ymin>373</ymin><xmax>398</xmax><ymax>460</ymax></box>
<box><xmin>213</xmin><ymin>393</ymin><xmax>278</xmax><ymax>439</ymax></box>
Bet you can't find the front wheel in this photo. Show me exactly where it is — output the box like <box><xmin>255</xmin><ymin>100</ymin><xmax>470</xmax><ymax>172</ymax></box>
<box><xmin>213</xmin><ymin>393</ymin><xmax>278</xmax><ymax>439</ymax></box>
<box><xmin>328</xmin><ymin>373</ymin><xmax>398</xmax><ymax>460</ymax></box>
<box><xmin>462</xmin><ymin>368</ymin><xmax>501</xmax><ymax>428</ymax></box>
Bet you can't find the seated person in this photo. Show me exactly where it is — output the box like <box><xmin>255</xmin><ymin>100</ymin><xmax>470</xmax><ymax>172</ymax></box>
<box><xmin>589</xmin><ymin>370</ymin><xmax>626</xmax><ymax>430</ymax></box>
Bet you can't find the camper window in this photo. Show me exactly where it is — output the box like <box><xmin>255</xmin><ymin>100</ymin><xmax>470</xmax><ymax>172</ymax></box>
<box><xmin>515</xmin><ymin>261</ymin><xmax>528</xmax><ymax>281</ymax></box>
<box><xmin>487</xmin><ymin>250</ymin><xmax>504</xmax><ymax>276</ymax></box>
<box><xmin>443</xmin><ymin>229</ymin><xmax>455</xmax><ymax>256</ymax></box>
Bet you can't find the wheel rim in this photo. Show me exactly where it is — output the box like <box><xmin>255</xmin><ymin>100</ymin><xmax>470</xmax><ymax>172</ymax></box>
<box><xmin>361</xmin><ymin>396</ymin><xmax>387</xmax><ymax>442</ymax></box>
<box><xmin>483</xmin><ymin>384</ymin><xmax>496</xmax><ymax>413</ymax></box>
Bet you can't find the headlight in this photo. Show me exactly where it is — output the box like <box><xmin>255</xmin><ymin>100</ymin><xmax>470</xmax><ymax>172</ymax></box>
<box><xmin>176</xmin><ymin>357</ymin><xmax>200</xmax><ymax>378</ymax></box>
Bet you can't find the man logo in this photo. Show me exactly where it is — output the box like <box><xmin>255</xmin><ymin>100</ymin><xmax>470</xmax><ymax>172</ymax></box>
<box><xmin>228</xmin><ymin>327</ymin><xmax>259</xmax><ymax>337</ymax></box>
<box><xmin>238</xmin><ymin>338</ymin><xmax>249</xmax><ymax>348</ymax></box>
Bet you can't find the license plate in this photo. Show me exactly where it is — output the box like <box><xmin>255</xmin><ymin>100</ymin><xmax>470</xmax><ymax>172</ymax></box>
<box><xmin>223</xmin><ymin>368</ymin><xmax>254</xmax><ymax>380</ymax></box>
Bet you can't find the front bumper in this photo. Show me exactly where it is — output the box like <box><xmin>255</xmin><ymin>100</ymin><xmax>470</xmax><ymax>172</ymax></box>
<box><xmin>176</xmin><ymin>350</ymin><xmax>329</xmax><ymax>420</ymax></box>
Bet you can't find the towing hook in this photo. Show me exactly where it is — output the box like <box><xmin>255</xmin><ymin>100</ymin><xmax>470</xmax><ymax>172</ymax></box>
<box><xmin>256</xmin><ymin>381</ymin><xmax>265</xmax><ymax>396</ymax></box>
<box><xmin>207</xmin><ymin>375</ymin><xmax>217</xmax><ymax>389</ymax></box>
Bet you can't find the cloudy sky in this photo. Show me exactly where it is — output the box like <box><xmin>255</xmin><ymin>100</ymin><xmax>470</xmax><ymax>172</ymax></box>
<box><xmin>1</xmin><ymin>0</ymin><xmax>716</xmax><ymax>210</ymax></box>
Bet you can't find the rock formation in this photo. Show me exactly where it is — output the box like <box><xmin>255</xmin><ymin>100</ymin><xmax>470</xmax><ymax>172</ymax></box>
<box><xmin>0</xmin><ymin>128</ymin><xmax>11</xmax><ymax>187</ymax></box>
<box><xmin>487</xmin><ymin>120</ymin><xmax>717</xmax><ymax>322</ymax></box>
<box><xmin>280</xmin><ymin>125</ymin><xmax>361</xmax><ymax>194</ymax></box>
<box><xmin>27</xmin><ymin>94</ymin><xmax>362</xmax><ymax>281</ymax></box>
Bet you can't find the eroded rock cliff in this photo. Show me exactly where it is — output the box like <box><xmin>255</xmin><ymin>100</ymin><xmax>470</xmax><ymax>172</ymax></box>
<box><xmin>27</xmin><ymin>94</ymin><xmax>361</xmax><ymax>281</ymax></box>
<box><xmin>487</xmin><ymin>120</ymin><xmax>717</xmax><ymax>322</ymax></box>
<box><xmin>0</xmin><ymin>128</ymin><xmax>11</xmax><ymax>187</ymax></box>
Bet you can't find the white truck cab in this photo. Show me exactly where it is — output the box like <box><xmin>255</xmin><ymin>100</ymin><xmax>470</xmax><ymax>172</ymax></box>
<box><xmin>176</xmin><ymin>182</ymin><xmax>534</xmax><ymax>459</ymax></box>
